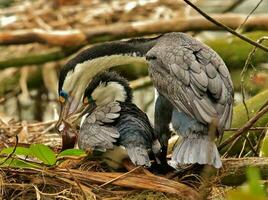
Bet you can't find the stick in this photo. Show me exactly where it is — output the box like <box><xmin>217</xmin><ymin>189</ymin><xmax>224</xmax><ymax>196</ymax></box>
<box><xmin>182</xmin><ymin>0</ymin><xmax>268</xmax><ymax>52</ymax></box>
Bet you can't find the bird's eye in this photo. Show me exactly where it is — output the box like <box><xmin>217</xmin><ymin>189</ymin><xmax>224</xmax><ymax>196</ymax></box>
<box><xmin>59</xmin><ymin>90</ymin><xmax>68</xmax><ymax>103</ymax></box>
<box><xmin>83</xmin><ymin>97</ymin><xmax>89</xmax><ymax>105</ymax></box>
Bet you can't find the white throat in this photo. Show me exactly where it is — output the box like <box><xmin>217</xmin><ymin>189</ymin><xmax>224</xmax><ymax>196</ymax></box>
<box><xmin>92</xmin><ymin>81</ymin><xmax>127</xmax><ymax>106</ymax></box>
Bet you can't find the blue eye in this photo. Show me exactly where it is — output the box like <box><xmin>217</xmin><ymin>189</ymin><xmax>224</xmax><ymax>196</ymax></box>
<box><xmin>59</xmin><ymin>90</ymin><xmax>68</xmax><ymax>99</ymax></box>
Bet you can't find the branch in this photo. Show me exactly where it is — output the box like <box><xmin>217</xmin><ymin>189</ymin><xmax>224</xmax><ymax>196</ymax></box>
<box><xmin>219</xmin><ymin>102</ymin><xmax>268</xmax><ymax>151</ymax></box>
<box><xmin>3</xmin><ymin>168</ymin><xmax>200</xmax><ymax>200</ymax></box>
<box><xmin>182</xmin><ymin>0</ymin><xmax>268</xmax><ymax>52</ymax></box>
<box><xmin>0</xmin><ymin>46</ymin><xmax>81</xmax><ymax>70</ymax></box>
<box><xmin>1</xmin><ymin>14</ymin><xmax>268</xmax><ymax>46</ymax></box>
<box><xmin>220</xmin><ymin>157</ymin><xmax>268</xmax><ymax>186</ymax></box>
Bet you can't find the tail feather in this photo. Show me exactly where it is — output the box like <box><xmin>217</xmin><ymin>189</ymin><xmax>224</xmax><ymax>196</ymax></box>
<box><xmin>169</xmin><ymin>135</ymin><xmax>222</xmax><ymax>169</ymax></box>
<box><xmin>125</xmin><ymin>144</ymin><xmax>151</xmax><ymax>167</ymax></box>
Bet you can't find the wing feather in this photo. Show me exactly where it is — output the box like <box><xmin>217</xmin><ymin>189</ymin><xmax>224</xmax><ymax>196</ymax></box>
<box><xmin>78</xmin><ymin>101</ymin><xmax>122</xmax><ymax>151</ymax></box>
<box><xmin>147</xmin><ymin>34</ymin><xmax>233</xmax><ymax>135</ymax></box>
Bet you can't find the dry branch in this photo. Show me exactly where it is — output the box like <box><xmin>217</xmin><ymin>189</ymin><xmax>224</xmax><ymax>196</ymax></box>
<box><xmin>0</xmin><ymin>14</ymin><xmax>268</xmax><ymax>46</ymax></box>
<box><xmin>2</xmin><ymin>168</ymin><xmax>200</xmax><ymax>200</ymax></box>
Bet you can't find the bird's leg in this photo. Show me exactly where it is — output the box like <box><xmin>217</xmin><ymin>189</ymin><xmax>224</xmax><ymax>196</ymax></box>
<box><xmin>154</xmin><ymin>94</ymin><xmax>173</xmax><ymax>173</ymax></box>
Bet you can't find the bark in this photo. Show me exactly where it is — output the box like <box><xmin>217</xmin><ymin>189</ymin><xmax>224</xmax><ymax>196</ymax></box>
<box><xmin>0</xmin><ymin>14</ymin><xmax>268</xmax><ymax>46</ymax></box>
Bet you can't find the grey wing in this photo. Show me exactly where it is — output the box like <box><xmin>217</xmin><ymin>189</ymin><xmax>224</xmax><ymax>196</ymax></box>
<box><xmin>78</xmin><ymin>101</ymin><xmax>121</xmax><ymax>151</ymax></box>
<box><xmin>78</xmin><ymin>123</ymin><xmax>119</xmax><ymax>151</ymax></box>
<box><xmin>148</xmin><ymin>36</ymin><xmax>233</xmax><ymax>135</ymax></box>
<box><xmin>92</xmin><ymin>101</ymin><xmax>121</xmax><ymax>124</ymax></box>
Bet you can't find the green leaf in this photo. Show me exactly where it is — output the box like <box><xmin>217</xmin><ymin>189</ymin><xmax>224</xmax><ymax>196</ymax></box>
<box><xmin>260</xmin><ymin>137</ymin><xmax>268</xmax><ymax>157</ymax></box>
<box><xmin>0</xmin><ymin>158</ymin><xmax>41</xmax><ymax>169</ymax></box>
<box><xmin>57</xmin><ymin>149</ymin><xmax>86</xmax><ymax>158</ymax></box>
<box><xmin>246</xmin><ymin>167</ymin><xmax>265</xmax><ymax>197</ymax></box>
<box><xmin>29</xmin><ymin>144</ymin><xmax>56</xmax><ymax>166</ymax></box>
<box><xmin>0</xmin><ymin>147</ymin><xmax>31</xmax><ymax>157</ymax></box>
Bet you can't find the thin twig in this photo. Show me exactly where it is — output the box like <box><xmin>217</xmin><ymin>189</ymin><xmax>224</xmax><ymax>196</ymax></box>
<box><xmin>182</xmin><ymin>0</ymin><xmax>268</xmax><ymax>52</ymax></box>
<box><xmin>66</xmin><ymin>168</ymin><xmax>87</xmax><ymax>200</ymax></box>
<box><xmin>236</xmin><ymin>0</ymin><xmax>263</xmax><ymax>31</ymax></box>
<box><xmin>219</xmin><ymin>103</ymin><xmax>268</xmax><ymax>151</ymax></box>
<box><xmin>240</xmin><ymin>36</ymin><xmax>268</xmax><ymax>121</ymax></box>
<box><xmin>99</xmin><ymin>166</ymin><xmax>142</xmax><ymax>188</ymax></box>
<box><xmin>225</xmin><ymin>127</ymin><xmax>268</xmax><ymax>131</ymax></box>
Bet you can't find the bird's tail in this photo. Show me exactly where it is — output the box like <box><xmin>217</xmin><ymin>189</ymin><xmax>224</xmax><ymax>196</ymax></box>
<box><xmin>168</xmin><ymin>135</ymin><xmax>222</xmax><ymax>169</ymax></box>
<box><xmin>125</xmin><ymin>144</ymin><xmax>151</xmax><ymax>167</ymax></box>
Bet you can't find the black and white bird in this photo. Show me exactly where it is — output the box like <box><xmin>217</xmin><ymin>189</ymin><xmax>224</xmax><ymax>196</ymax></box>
<box><xmin>76</xmin><ymin>71</ymin><xmax>160</xmax><ymax>167</ymax></box>
<box><xmin>56</xmin><ymin>32</ymin><xmax>233</xmax><ymax>169</ymax></box>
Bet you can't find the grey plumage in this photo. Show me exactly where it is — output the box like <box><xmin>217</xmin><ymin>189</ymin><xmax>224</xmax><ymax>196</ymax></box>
<box><xmin>58</xmin><ymin>32</ymin><xmax>233</xmax><ymax>169</ymax></box>
<box><xmin>78</xmin><ymin>101</ymin><xmax>121</xmax><ymax>151</ymax></box>
<box><xmin>148</xmin><ymin>33</ymin><xmax>233</xmax><ymax>168</ymax></box>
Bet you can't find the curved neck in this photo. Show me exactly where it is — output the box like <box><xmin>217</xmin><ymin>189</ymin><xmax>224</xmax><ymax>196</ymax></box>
<box><xmin>60</xmin><ymin>36</ymin><xmax>160</xmax><ymax>101</ymax></box>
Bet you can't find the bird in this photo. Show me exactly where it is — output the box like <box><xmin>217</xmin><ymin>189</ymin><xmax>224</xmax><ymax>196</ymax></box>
<box><xmin>67</xmin><ymin>71</ymin><xmax>161</xmax><ymax>167</ymax></box>
<box><xmin>56</xmin><ymin>32</ymin><xmax>233</xmax><ymax>169</ymax></box>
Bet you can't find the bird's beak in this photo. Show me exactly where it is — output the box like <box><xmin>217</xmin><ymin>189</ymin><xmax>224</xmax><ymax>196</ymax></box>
<box><xmin>56</xmin><ymin>98</ymin><xmax>80</xmax><ymax>150</ymax></box>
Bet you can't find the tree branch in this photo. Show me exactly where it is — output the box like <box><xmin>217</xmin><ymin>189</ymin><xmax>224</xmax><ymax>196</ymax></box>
<box><xmin>182</xmin><ymin>0</ymin><xmax>268</xmax><ymax>52</ymax></box>
<box><xmin>0</xmin><ymin>14</ymin><xmax>268</xmax><ymax>46</ymax></box>
<box><xmin>219</xmin><ymin>102</ymin><xmax>268</xmax><ymax>151</ymax></box>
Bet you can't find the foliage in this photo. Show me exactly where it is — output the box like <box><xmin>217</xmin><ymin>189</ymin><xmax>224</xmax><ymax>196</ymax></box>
<box><xmin>227</xmin><ymin>167</ymin><xmax>267</xmax><ymax>200</ymax></box>
<box><xmin>0</xmin><ymin>144</ymin><xmax>86</xmax><ymax>168</ymax></box>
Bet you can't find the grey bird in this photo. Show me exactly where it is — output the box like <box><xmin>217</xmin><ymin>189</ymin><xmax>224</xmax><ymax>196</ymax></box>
<box><xmin>56</xmin><ymin>32</ymin><xmax>233</xmax><ymax>169</ymax></box>
<box><xmin>76</xmin><ymin>71</ymin><xmax>160</xmax><ymax>167</ymax></box>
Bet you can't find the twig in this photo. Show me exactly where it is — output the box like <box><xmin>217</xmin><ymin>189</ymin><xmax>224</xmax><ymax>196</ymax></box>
<box><xmin>225</xmin><ymin>127</ymin><xmax>268</xmax><ymax>131</ymax></box>
<box><xmin>219</xmin><ymin>103</ymin><xmax>268</xmax><ymax>150</ymax></box>
<box><xmin>66</xmin><ymin>168</ymin><xmax>87</xmax><ymax>200</ymax></box>
<box><xmin>240</xmin><ymin>36</ymin><xmax>268</xmax><ymax>121</ymax></box>
<box><xmin>182</xmin><ymin>0</ymin><xmax>268</xmax><ymax>52</ymax></box>
<box><xmin>236</xmin><ymin>0</ymin><xmax>263</xmax><ymax>31</ymax></box>
<box><xmin>0</xmin><ymin>135</ymin><xmax>18</xmax><ymax>166</ymax></box>
<box><xmin>99</xmin><ymin>166</ymin><xmax>142</xmax><ymax>188</ymax></box>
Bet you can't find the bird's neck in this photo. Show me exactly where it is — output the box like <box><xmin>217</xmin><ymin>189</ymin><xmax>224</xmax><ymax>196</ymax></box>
<box><xmin>63</xmin><ymin>38</ymin><xmax>159</xmax><ymax>102</ymax></box>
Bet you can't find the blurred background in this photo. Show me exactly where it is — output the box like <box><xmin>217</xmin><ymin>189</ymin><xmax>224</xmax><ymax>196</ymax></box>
<box><xmin>0</xmin><ymin>0</ymin><xmax>267</xmax><ymax>151</ymax></box>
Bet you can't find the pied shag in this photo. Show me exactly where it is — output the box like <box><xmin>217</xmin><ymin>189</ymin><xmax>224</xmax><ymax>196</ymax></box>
<box><xmin>56</xmin><ymin>32</ymin><xmax>234</xmax><ymax>169</ymax></box>
<box><xmin>77</xmin><ymin>71</ymin><xmax>160</xmax><ymax>167</ymax></box>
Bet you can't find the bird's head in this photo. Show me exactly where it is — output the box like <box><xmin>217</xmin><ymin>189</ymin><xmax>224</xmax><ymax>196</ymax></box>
<box><xmin>56</xmin><ymin>37</ymin><xmax>159</xmax><ymax>150</ymax></box>
<box><xmin>83</xmin><ymin>71</ymin><xmax>132</xmax><ymax>108</ymax></box>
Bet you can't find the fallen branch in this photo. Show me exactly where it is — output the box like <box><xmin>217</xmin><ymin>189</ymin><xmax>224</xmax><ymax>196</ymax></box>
<box><xmin>0</xmin><ymin>14</ymin><xmax>268</xmax><ymax>46</ymax></box>
<box><xmin>0</xmin><ymin>46</ymin><xmax>81</xmax><ymax>70</ymax></box>
<box><xmin>3</xmin><ymin>168</ymin><xmax>200</xmax><ymax>200</ymax></box>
